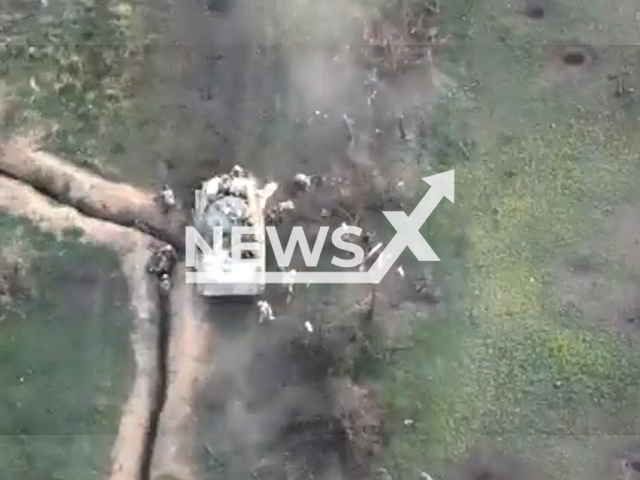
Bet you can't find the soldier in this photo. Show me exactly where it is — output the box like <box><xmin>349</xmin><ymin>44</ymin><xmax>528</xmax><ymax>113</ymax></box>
<box><xmin>265</xmin><ymin>203</ymin><xmax>289</xmax><ymax>226</ymax></box>
<box><xmin>257</xmin><ymin>300</ymin><xmax>275</xmax><ymax>323</ymax></box>
<box><xmin>146</xmin><ymin>250</ymin><xmax>162</xmax><ymax>276</ymax></box>
<box><xmin>157</xmin><ymin>184</ymin><xmax>177</xmax><ymax>214</ymax></box>
<box><xmin>343</xmin><ymin>114</ymin><xmax>356</xmax><ymax>143</ymax></box>
<box><xmin>364</xmin><ymin>68</ymin><xmax>379</xmax><ymax>106</ymax></box>
<box><xmin>156</xmin><ymin>244</ymin><xmax>177</xmax><ymax>275</ymax></box>
<box><xmin>218</xmin><ymin>174</ymin><xmax>232</xmax><ymax>197</ymax></box>
<box><xmin>284</xmin><ymin>269</ymin><xmax>297</xmax><ymax>303</ymax></box>
<box><xmin>397</xmin><ymin>113</ymin><xmax>407</xmax><ymax>141</ymax></box>
<box><xmin>147</xmin><ymin>244</ymin><xmax>177</xmax><ymax>280</ymax></box>
<box><xmin>293</xmin><ymin>173</ymin><xmax>311</xmax><ymax>192</ymax></box>
<box><xmin>361</xmin><ymin>230</ymin><xmax>374</xmax><ymax>246</ymax></box>
<box><xmin>310</xmin><ymin>174</ymin><xmax>324</xmax><ymax>188</ymax></box>
<box><xmin>158</xmin><ymin>273</ymin><xmax>172</xmax><ymax>294</ymax></box>
<box><xmin>265</xmin><ymin>206</ymin><xmax>276</xmax><ymax>225</ymax></box>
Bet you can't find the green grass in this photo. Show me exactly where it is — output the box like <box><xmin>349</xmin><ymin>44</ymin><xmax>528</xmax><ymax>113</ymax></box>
<box><xmin>0</xmin><ymin>215</ymin><xmax>134</xmax><ymax>480</ymax></box>
<box><xmin>376</xmin><ymin>0</ymin><xmax>640</xmax><ymax>477</ymax></box>
<box><xmin>0</xmin><ymin>0</ymin><xmax>145</xmax><ymax>173</ymax></box>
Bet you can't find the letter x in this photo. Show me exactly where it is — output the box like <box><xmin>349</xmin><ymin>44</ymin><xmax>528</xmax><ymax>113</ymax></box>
<box><xmin>367</xmin><ymin>176</ymin><xmax>452</xmax><ymax>283</ymax></box>
<box><xmin>383</xmin><ymin>211</ymin><xmax>439</xmax><ymax>262</ymax></box>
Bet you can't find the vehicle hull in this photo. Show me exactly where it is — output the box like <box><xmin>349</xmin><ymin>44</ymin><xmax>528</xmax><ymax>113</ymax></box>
<box><xmin>192</xmin><ymin>173</ymin><xmax>267</xmax><ymax>298</ymax></box>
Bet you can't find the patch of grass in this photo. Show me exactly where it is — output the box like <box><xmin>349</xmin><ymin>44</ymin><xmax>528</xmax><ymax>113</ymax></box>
<box><xmin>427</xmin><ymin>96</ymin><xmax>475</xmax><ymax>170</ymax></box>
<box><xmin>0</xmin><ymin>226</ymin><xmax>38</xmax><ymax>319</ymax></box>
<box><xmin>376</xmin><ymin>0</ymin><xmax>640</xmax><ymax>476</ymax></box>
<box><xmin>0</xmin><ymin>0</ymin><xmax>145</xmax><ymax>168</ymax></box>
<box><xmin>0</xmin><ymin>215</ymin><xmax>134</xmax><ymax>479</ymax></box>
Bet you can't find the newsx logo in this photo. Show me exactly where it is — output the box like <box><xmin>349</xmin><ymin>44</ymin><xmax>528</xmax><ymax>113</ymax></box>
<box><xmin>185</xmin><ymin>170</ymin><xmax>454</xmax><ymax>284</ymax></box>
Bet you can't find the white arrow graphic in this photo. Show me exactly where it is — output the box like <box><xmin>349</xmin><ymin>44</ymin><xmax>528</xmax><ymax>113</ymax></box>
<box><xmin>366</xmin><ymin>169</ymin><xmax>454</xmax><ymax>284</ymax></box>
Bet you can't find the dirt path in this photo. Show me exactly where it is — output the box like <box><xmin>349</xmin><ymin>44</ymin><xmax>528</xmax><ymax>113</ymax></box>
<box><xmin>0</xmin><ymin>135</ymin><xmax>185</xmax><ymax>249</ymax></box>
<box><xmin>0</xmin><ymin>174</ymin><xmax>162</xmax><ymax>480</ymax></box>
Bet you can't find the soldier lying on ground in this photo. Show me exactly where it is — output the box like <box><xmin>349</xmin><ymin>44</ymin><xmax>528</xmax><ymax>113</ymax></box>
<box><xmin>147</xmin><ymin>244</ymin><xmax>178</xmax><ymax>278</ymax></box>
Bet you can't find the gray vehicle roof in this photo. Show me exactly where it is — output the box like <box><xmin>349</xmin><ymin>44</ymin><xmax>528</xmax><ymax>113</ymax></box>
<box><xmin>196</xmin><ymin>195</ymin><xmax>248</xmax><ymax>241</ymax></box>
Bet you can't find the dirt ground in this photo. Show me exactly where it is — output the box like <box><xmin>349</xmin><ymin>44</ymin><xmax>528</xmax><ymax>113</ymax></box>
<box><xmin>131</xmin><ymin>0</ymin><xmax>446</xmax><ymax>478</ymax></box>
<box><xmin>552</xmin><ymin>202</ymin><xmax>640</xmax><ymax>343</ymax></box>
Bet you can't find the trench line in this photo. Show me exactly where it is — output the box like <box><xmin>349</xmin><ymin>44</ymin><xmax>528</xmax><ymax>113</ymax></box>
<box><xmin>140</xmin><ymin>283</ymin><xmax>172</xmax><ymax>480</ymax></box>
<box><xmin>0</xmin><ymin>169</ymin><xmax>185</xmax><ymax>252</ymax></box>
<box><xmin>0</xmin><ymin>170</ymin><xmax>175</xmax><ymax>480</ymax></box>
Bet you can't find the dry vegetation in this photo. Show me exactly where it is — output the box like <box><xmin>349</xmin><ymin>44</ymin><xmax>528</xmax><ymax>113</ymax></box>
<box><xmin>356</xmin><ymin>0</ymin><xmax>447</xmax><ymax>75</ymax></box>
<box><xmin>332</xmin><ymin>378</ymin><xmax>386</xmax><ymax>476</ymax></box>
